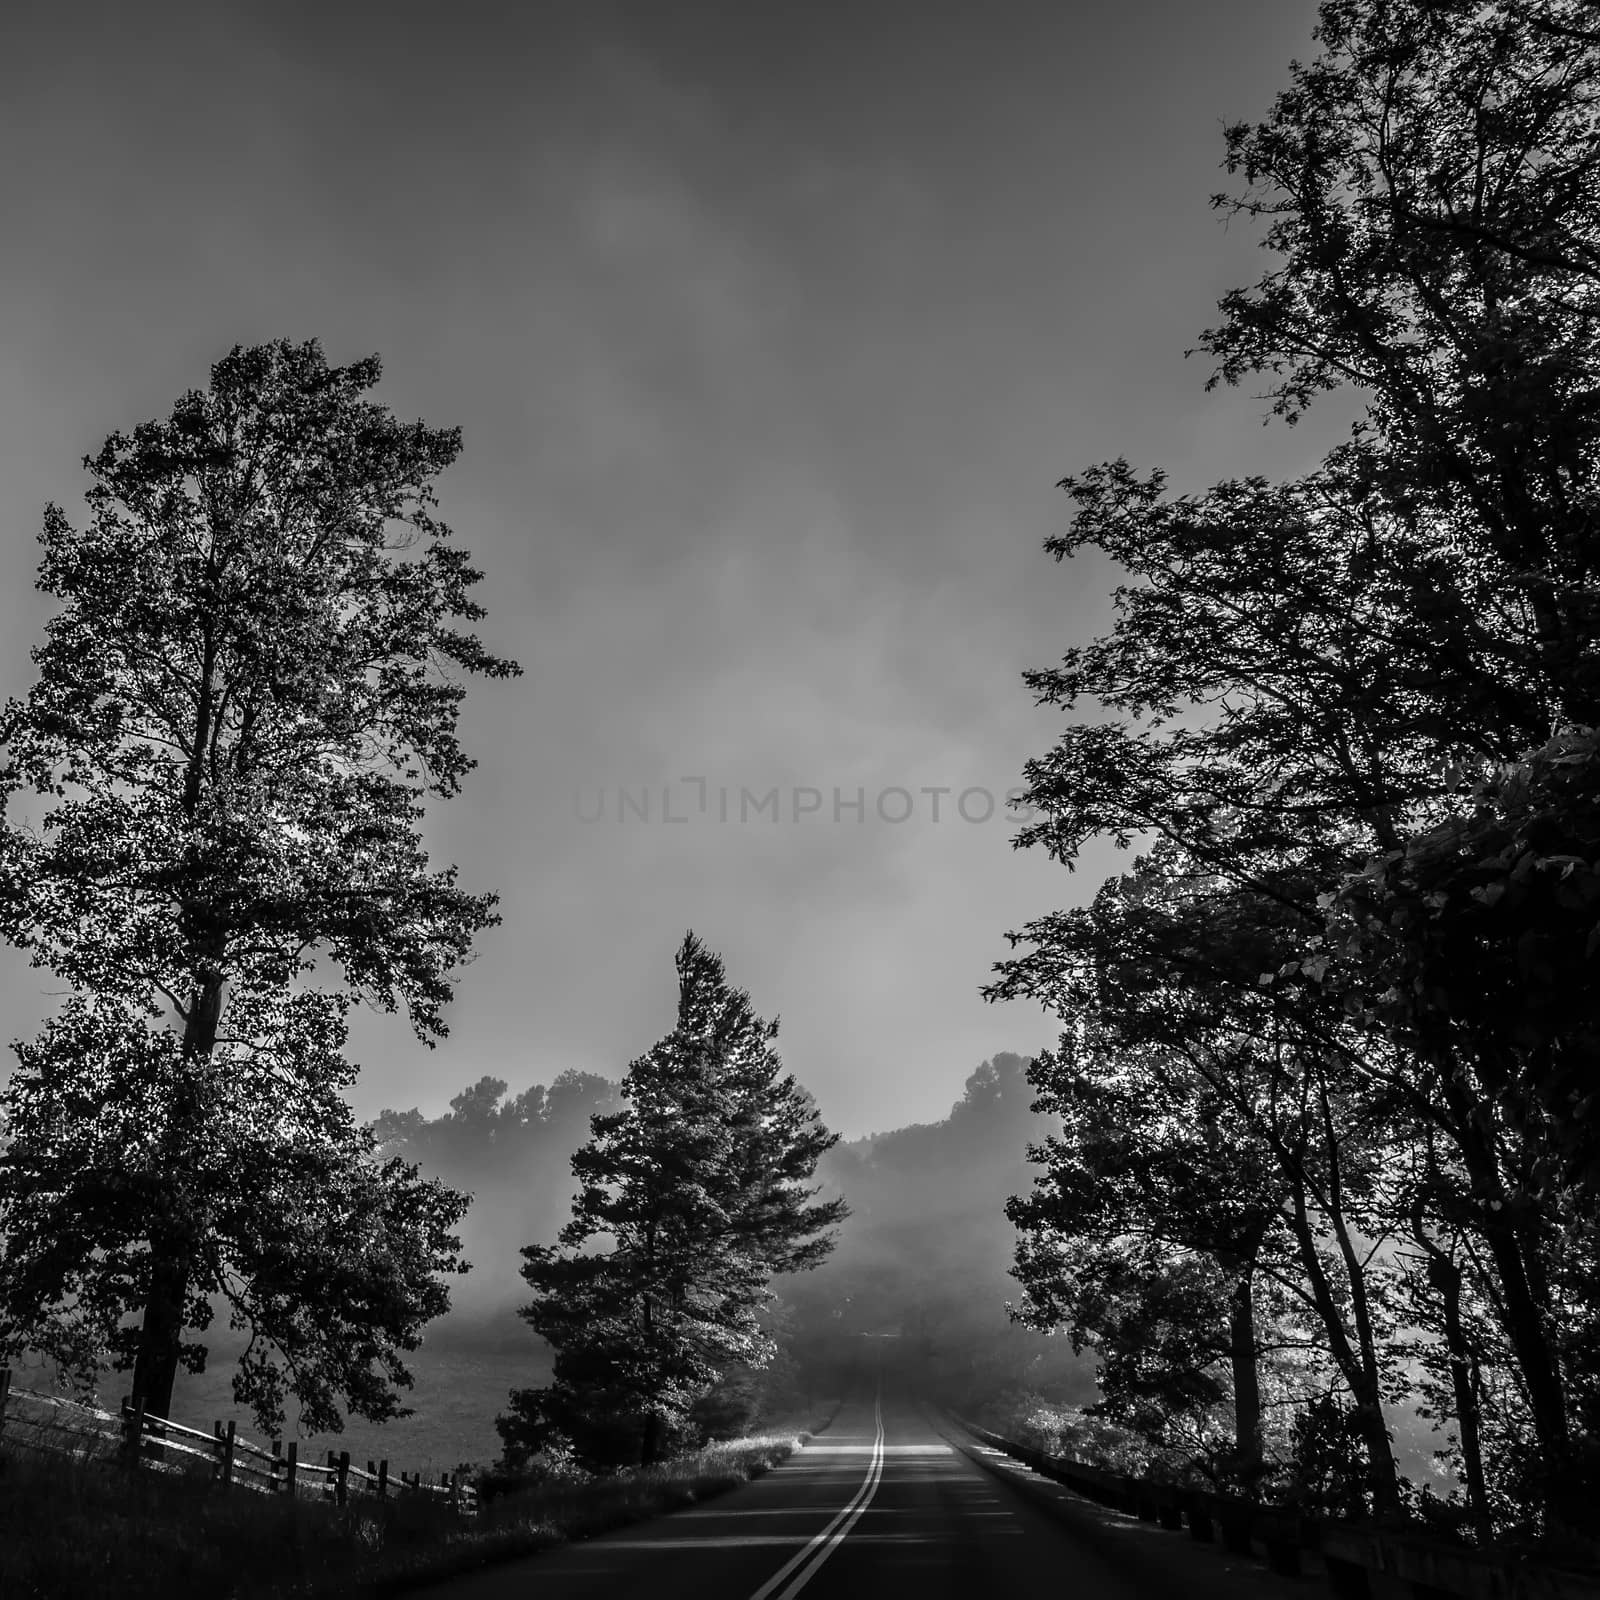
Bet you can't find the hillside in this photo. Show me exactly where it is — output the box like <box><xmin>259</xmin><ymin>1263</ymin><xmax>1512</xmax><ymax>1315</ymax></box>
<box><xmin>56</xmin><ymin>1053</ymin><xmax>1078</xmax><ymax>1474</ymax></box>
<box><xmin>786</xmin><ymin>1052</ymin><xmax>1092</xmax><ymax>1412</ymax></box>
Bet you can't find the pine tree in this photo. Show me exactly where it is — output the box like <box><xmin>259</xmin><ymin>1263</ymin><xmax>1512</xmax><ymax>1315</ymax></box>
<box><xmin>499</xmin><ymin>933</ymin><xmax>846</xmax><ymax>1469</ymax></box>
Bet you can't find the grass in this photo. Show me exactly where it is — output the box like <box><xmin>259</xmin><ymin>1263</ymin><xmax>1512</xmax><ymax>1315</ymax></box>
<box><xmin>0</xmin><ymin>1407</ymin><xmax>838</xmax><ymax>1599</ymax></box>
<box><xmin>135</xmin><ymin>1317</ymin><xmax>552</xmax><ymax>1483</ymax></box>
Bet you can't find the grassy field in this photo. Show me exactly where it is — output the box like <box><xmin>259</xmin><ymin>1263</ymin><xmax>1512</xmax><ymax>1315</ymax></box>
<box><xmin>13</xmin><ymin>1311</ymin><xmax>549</xmax><ymax>1485</ymax></box>
<box><xmin>0</xmin><ymin>1406</ymin><xmax>836</xmax><ymax>1599</ymax></box>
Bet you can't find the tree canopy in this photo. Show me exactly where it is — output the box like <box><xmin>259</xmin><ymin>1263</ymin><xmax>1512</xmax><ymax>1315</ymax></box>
<box><xmin>0</xmin><ymin>338</ymin><xmax>518</xmax><ymax>1433</ymax></box>
<box><xmin>993</xmin><ymin>0</ymin><xmax>1600</xmax><ymax>1544</ymax></box>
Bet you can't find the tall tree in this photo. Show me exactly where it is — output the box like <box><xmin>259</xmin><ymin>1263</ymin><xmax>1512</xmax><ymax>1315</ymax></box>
<box><xmin>499</xmin><ymin>933</ymin><xmax>846</xmax><ymax>1469</ymax></box>
<box><xmin>1000</xmin><ymin>854</ymin><xmax>1412</xmax><ymax>1516</ymax></box>
<box><xmin>1009</xmin><ymin>1022</ymin><xmax>1288</xmax><ymax>1482</ymax></box>
<box><xmin>995</xmin><ymin>0</ymin><xmax>1600</xmax><ymax>1536</ymax></box>
<box><xmin>0</xmin><ymin>339</ymin><xmax>518</xmax><ymax>1430</ymax></box>
<box><xmin>1196</xmin><ymin>0</ymin><xmax>1600</xmax><ymax>1526</ymax></box>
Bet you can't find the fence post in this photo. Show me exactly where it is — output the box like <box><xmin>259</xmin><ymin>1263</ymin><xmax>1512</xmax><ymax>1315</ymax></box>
<box><xmin>1218</xmin><ymin>1501</ymin><xmax>1255</xmax><ymax>1558</ymax></box>
<box><xmin>214</xmin><ymin>1421</ymin><xmax>224</xmax><ymax>1481</ymax></box>
<box><xmin>377</xmin><ymin>1459</ymin><xmax>388</xmax><ymax>1499</ymax></box>
<box><xmin>0</xmin><ymin>1367</ymin><xmax>10</xmax><ymax>1445</ymax></box>
<box><xmin>122</xmin><ymin>1393</ymin><xmax>146</xmax><ymax>1469</ymax></box>
<box><xmin>221</xmin><ymin>1421</ymin><xmax>236</xmax><ymax>1489</ymax></box>
<box><xmin>286</xmin><ymin>1441</ymin><xmax>298</xmax><ymax>1497</ymax></box>
<box><xmin>336</xmin><ymin>1450</ymin><xmax>350</xmax><ymax>1507</ymax></box>
<box><xmin>449</xmin><ymin>1471</ymin><xmax>461</xmax><ymax>1514</ymax></box>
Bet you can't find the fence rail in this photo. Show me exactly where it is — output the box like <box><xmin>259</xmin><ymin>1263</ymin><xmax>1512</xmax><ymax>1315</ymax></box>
<box><xmin>953</xmin><ymin>1415</ymin><xmax>1599</xmax><ymax>1600</ymax></box>
<box><xmin>0</xmin><ymin>1366</ymin><xmax>476</xmax><ymax>1515</ymax></box>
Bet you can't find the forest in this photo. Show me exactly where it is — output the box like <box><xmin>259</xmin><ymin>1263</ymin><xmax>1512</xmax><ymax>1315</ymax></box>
<box><xmin>0</xmin><ymin>0</ymin><xmax>1598</xmax><ymax>1586</ymax></box>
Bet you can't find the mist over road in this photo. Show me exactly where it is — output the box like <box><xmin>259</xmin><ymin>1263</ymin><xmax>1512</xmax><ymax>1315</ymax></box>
<box><xmin>419</xmin><ymin>1356</ymin><xmax>1234</xmax><ymax>1600</ymax></box>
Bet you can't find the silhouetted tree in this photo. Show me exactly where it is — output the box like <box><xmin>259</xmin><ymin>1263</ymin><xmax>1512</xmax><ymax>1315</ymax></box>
<box><xmin>0</xmin><ymin>339</ymin><xmax>518</xmax><ymax>1431</ymax></box>
<box><xmin>995</xmin><ymin>0</ymin><xmax>1600</xmax><ymax>1535</ymax></box>
<box><xmin>1009</xmin><ymin>1017</ymin><xmax>1288</xmax><ymax>1481</ymax></box>
<box><xmin>498</xmin><ymin>933</ymin><xmax>845</xmax><ymax>1469</ymax></box>
<box><xmin>1000</xmin><ymin>852</ymin><xmax>1410</xmax><ymax>1515</ymax></box>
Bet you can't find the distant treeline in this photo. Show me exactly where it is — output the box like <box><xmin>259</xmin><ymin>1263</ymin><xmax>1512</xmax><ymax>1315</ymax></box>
<box><xmin>379</xmin><ymin>1048</ymin><xmax>1093</xmax><ymax>1452</ymax></box>
<box><xmin>369</xmin><ymin>1071</ymin><xmax>621</xmax><ymax>1326</ymax></box>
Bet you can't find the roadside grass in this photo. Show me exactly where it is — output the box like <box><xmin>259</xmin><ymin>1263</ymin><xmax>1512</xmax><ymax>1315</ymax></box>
<box><xmin>0</xmin><ymin>1407</ymin><xmax>837</xmax><ymax>1599</ymax></box>
<box><xmin>372</xmin><ymin>1429</ymin><xmax>817</xmax><ymax>1595</ymax></box>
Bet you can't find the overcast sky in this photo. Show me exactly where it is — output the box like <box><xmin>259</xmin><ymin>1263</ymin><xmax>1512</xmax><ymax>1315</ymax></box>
<box><xmin>0</xmin><ymin>0</ymin><xmax>1354</xmax><ymax>1138</ymax></box>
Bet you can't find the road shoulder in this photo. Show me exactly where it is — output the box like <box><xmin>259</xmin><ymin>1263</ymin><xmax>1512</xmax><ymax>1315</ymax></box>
<box><xmin>933</xmin><ymin>1412</ymin><xmax>1328</xmax><ymax>1600</ymax></box>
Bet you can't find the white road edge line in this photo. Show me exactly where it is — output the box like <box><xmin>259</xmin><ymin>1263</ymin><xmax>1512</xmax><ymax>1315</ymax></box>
<box><xmin>747</xmin><ymin>1390</ymin><xmax>885</xmax><ymax>1600</ymax></box>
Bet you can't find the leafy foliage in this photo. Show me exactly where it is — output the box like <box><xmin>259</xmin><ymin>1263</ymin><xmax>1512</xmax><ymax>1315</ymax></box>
<box><xmin>1008</xmin><ymin>1018</ymin><xmax>1294</xmax><ymax>1479</ymax></box>
<box><xmin>993</xmin><ymin>0</ymin><xmax>1600</xmax><ymax>1544</ymax></box>
<box><xmin>0</xmin><ymin>339</ymin><xmax>517</xmax><ymax>1432</ymax></box>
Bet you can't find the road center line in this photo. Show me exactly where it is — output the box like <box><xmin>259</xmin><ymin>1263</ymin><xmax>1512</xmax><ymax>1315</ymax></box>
<box><xmin>747</xmin><ymin>1391</ymin><xmax>885</xmax><ymax>1600</ymax></box>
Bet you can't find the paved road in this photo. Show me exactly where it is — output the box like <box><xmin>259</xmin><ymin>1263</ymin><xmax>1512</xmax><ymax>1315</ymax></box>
<box><xmin>419</xmin><ymin>1365</ymin><xmax>1226</xmax><ymax>1600</ymax></box>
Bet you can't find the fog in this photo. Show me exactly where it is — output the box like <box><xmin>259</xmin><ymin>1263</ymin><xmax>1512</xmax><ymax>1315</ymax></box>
<box><xmin>369</xmin><ymin>1071</ymin><xmax>622</xmax><ymax>1335</ymax></box>
<box><xmin>375</xmin><ymin>1051</ymin><xmax>1093</xmax><ymax>1418</ymax></box>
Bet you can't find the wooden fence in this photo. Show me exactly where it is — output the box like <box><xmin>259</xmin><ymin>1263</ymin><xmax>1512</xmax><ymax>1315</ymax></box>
<box><xmin>955</xmin><ymin>1414</ymin><xmax>1599</xmax><ymax>1600</ymax></box>
<box><xmin>0</xmin><ymin>1367</ymin><xmax>476</xmax><ymax>1515</ymax></box>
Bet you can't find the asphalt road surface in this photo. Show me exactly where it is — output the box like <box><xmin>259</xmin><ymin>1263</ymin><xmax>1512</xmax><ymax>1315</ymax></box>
<box><xmin>418</xmin><ymin>1363</ymin><xmax>1260</xmax><ymax>1600</ymax></box>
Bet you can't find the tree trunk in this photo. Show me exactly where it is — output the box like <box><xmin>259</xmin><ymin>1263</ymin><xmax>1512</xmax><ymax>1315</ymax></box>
<box><xmin>1228</xmin><ymin>1266</ymin><xmax>1264</xmax><ymax>1479</ymax></box>
<box><xmin>1433</xmin><ymin>1255</ymin><xmax>1494</xmax><ymax>1547</ymax></box>
<box><xmin>1324</xmin><ymin>1194</ymin><xmax>1399</xmax><ymax>1522</ymax></box>
<box><xmin>132</xmin><ymin>963</ymin><xmax>224</xmax><ymax>1420</ymax></box>
<box><xmin>1435</xmin><ymin>1070</ymin><xmax>1577</xmax><ymax>1530</ymax></box>
<box><xmin>1286</xmin><ymin>1170</ymin><xmax>1404</xmax><ymax>1521</ymax></box>
<box><xmin>132</xmin><ymin>622</ymin><xmax>226</xmax><ymax>1424</ymax></box>
<box><xmin>1314</xmin><ymin>1078</ymin><xmax>1406</xmax><ymax>1523</ymax></box>
<box><xmin>131</xmin><ymin>1253</ymin><xmax>189</xmax><ymax>1422</ymax></box>
<box><xmin>640</xmin><ymin>1410</ymin><xmax>666</xmax><ymax>1466</ymax></box>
